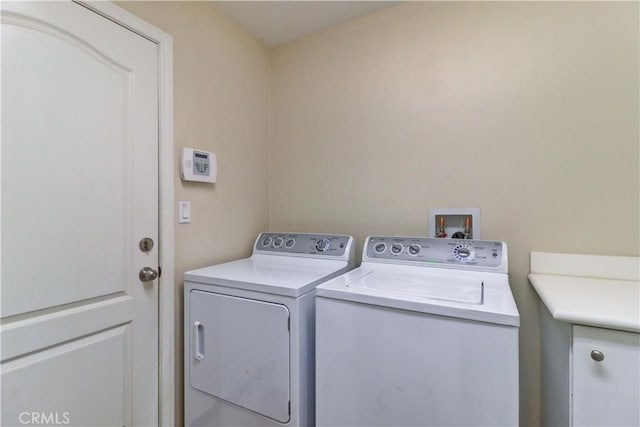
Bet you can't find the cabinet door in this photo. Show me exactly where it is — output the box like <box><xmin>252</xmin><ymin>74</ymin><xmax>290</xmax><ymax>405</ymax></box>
<box><xmin>573</xmin><ymin>325</ymin><xmax>640</xmax><ymax>427</ymax></box>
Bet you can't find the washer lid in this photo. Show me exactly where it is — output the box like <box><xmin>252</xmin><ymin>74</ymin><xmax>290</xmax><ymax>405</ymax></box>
<box><xmin>316</xmin><ymin>263</ymin><xmax>520</xmax><ymax>326</ymax></box>
<box><xmin>185</xmin><ymin>254</ymin><xmax>351</xmax><ymax>297</ymax></box>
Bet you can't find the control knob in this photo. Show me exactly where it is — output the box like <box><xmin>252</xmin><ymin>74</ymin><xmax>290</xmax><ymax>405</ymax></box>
<box><xmin>453</xmin><ymin>244</ymin><xmax>475</xmax><ymax>262</ymax></box>
<box><xmin>391</xmin><ymin>243</ymin><xmax>403</xmax><ymax>255</ymax></box>
<box><xmin>374</xmin><ymin>242</ymin><xmax>387</xmax><ymax>254</ymax></box>
<box><xmin>315</xmin><ymin>238</ymin><xmax>331</xmax><ymax>252</ymax></box>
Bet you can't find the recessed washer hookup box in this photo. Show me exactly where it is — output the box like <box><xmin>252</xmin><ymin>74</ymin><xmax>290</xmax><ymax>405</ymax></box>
<box><xmin>428</xmin><ymin>208</ymin><xmax>480</xmax><ymax>239</ymax></box>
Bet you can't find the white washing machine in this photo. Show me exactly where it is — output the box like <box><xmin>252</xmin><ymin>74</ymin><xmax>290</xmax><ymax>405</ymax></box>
<box><xmin>316</xmin><ymin>236</ymin><xmax>520</xmax><ymax>426</ymax></box>
<box><xmin>184</xmin><ymin>232</ymin><xmax>354</xmax><ymax>427</ymax></box>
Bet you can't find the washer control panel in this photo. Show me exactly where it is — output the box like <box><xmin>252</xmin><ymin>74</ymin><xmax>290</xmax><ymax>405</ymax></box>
<box><xmin>364</xmin><ymin>236</ymin><xmax>505</xmax><ymax>270</ymax></box>
<box><xmin>255</xmin><ymin>233</ymin><xmax>352</xmax><ymax>257</ymax></box>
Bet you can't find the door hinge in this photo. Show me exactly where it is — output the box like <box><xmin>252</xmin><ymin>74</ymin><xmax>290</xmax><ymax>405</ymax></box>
<box><xmin>158</xmin><ymin>266</ymin><xmax>162</xmax><ymax>278</ymax></box>
<box><xmin>287</xmin><ymin>317</ymin><xmax>290</xmax><ymax>331</ymax></box>
<box><xmin>288</xmin><ymin>400</ymin><xmax>291</xmax><ymax>415</ymax></box>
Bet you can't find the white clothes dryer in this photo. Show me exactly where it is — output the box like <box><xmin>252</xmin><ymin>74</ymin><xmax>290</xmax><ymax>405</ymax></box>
<box><xmin>184</xmin><ymin>232</ymin><xmax>354</xmax><ymax>427</ymax></box>
<box><xmin>315</xmin><ymin>236</ymin><xmax>520</xmax><ymax>426</ymax></box>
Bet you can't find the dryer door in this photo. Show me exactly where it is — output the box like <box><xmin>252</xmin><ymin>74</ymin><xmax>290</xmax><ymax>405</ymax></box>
<box><xmin>189</xmin><ymin>290</ymin><xmax>291</xmax><ymax>422</ymax></box>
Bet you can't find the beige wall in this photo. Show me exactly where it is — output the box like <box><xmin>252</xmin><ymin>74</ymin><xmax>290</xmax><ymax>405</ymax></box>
<box><xmin>271</xmin><ymin>2</ymin><xmax>639</xmax><ymax>426</ymax></box>
<box><xmin>117</xmin><ymin>2</ymin><xmax>271</xmax><ymax>425</ymax></box>
<box><xmin>116</xmin><ymin>1</ymin><xmax>638</xmax><ymax>425</ymax></box>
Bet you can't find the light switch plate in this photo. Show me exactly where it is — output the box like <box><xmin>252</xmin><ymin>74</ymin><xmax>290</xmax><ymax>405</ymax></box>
<box><xmin>178</xmin><ymin>201</ymin><xmax>191</xmax><ymax>224</ymax></box>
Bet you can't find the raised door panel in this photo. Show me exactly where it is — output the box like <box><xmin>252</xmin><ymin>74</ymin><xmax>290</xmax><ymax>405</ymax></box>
<box><xmin>2</xmin><ymin>11</ymin><xmax>131</xmax><ymax>317</ymax></box>
<box><xmin>572</xmin><ymin>325</ymin><xmax>640</xmax><ymax>427</ymax></box>
<box><xmin>189</xmin><ymin>291</ymin><xmax>290</xmax><ymax>423</ymax></box>
<box><xmin>1</xmin><ymin>326</ymin><xmax>130</xmax><ymax>426</ymax></box>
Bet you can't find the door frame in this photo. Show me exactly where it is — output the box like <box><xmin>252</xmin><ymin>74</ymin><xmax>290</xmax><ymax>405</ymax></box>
<box><xmin>74</xmin><ymin>1</ymin><xmax>175</xmax><ymax>425</ymax></box>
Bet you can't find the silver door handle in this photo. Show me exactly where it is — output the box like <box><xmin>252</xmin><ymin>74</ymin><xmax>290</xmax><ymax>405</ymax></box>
<box><xmin>139</xmin><ymin>266</ymin><xmax>158</xmax><ymax>282</ymax></box>
<box><xmin>194</xmin><ymin>321</ymin><xmax>204</xmax><ymax>361</ymax></box>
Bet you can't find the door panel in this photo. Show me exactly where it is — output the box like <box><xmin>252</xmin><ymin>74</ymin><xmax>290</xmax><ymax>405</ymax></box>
<box><xmin>2</xmin><ymin>326</ymin><xmax>130</xmax><ymax>426</ymax></box>
<box><xmin>189</xmin><ymin>291</ymin><xmax>291</xmax><ymax>423</ymax></box>
<box><xmin>1</xmin><ymin>2</ymin><xmax>159</xmax><ymax>425</ymax></box>
<box><xmin>2</xmin><ymin>17</ymin><xmax>131</xmax><ymax>317</ymax></box>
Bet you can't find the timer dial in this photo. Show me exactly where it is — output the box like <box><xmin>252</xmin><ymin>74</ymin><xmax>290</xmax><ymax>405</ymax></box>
<box><xmin>261</xmin><ymin>236</ymin><xmax>272</xmax><ymax>247</ymax></box>
<box><xmin>273</xmin><ymin>237</ymin><xmax>284</xmax><ymax>248</ymax></box>
<box><xmin>452</xmin><ymin>243</ymin><xmax>475</xmax><ymax>262</ymax></box>
<box><xmin>315</xmin><ymin>238</ymin><xmax>331</xmax><ymax>252</ymax></box>
<box><xmin>408</xmin><ymin>244</ymin><xmax>421</xmax><ymax>256</ymax></box>
<box><xmin>285</xmin><ymin>238</ymin><xmax>296</xmax><ymax>248</ymax></box>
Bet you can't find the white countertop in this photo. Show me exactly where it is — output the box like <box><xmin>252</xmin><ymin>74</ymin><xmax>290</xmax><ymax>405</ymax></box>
<box><xmin>529</xmin><ymin>252</ymin><xmax>640</xmax><ymax>333</ymax></box>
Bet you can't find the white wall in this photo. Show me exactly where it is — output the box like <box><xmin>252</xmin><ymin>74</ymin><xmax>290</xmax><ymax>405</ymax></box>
<box><xmin>270</xmin><ymin>2</ymin><xmax>639</xmax><ymax>425</ymax></box>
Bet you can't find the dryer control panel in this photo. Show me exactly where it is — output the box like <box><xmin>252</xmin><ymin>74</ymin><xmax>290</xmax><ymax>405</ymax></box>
<box><xmin>254</xmin><ymin>233</ymin><xmax>353</xmax><ymax>259</ymax></box>
<box><xmin>364</xmin><ymin>236</ymin><xmax>507</xmax><ymax>273</ymax></box>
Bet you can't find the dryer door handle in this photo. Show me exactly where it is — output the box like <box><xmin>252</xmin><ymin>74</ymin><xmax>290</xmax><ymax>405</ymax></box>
<box><xmin>194</xmin><ymin>321</ymin><xmax>205</xmax><ymax>361</ymax></box>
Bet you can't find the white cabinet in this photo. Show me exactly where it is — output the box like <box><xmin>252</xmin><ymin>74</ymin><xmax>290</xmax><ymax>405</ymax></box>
<box><xmin>540</xmin><ymin>307</ymin><xmax>640</xmax><ymax>427</ymax></box>
<box><xmin>572</xmin><ymin>325</ymin><xmax>640</xmax><ymax>427</ymax></box>
<box><xmin>529</xmin><ymin>251</ymin><xmax>640</xmax><ymax>427</ymax></box>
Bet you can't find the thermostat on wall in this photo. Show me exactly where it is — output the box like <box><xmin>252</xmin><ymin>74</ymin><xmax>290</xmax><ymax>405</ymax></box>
<box><xmin>180</xmin><ymin>148</ymin><xmax>217</xmax><ymax>183</ymax></box>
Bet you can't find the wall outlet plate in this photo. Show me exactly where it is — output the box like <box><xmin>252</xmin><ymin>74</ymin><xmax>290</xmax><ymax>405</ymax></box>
<box><xmin>428</xmin><ymin>208</ymin><xmax>480</xmax><ymax>239</ymax></box>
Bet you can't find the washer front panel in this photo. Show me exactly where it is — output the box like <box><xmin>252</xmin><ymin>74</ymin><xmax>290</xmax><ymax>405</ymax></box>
<box><xmin>315</xmin><ymin>297</ymin><xmax>519</xmax><ymax>426</ymax></box>
<box><xmin>365</xmin><ymin>236</ymin><xmax>505</xmax><ymax>270</ymax></box>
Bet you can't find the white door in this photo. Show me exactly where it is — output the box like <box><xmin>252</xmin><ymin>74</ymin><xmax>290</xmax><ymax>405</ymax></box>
<box><xmin>1</xmin><ymin>1</ymin><xmax>159</xmax><ymax>426</ymax></box>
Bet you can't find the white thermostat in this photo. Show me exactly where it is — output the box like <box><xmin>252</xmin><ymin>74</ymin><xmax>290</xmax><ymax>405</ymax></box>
<box><xmin>180</xmin><ymin>148</ymin><xmax>217</xmax><ymax>183</ymax></box>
